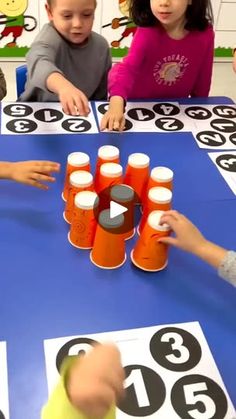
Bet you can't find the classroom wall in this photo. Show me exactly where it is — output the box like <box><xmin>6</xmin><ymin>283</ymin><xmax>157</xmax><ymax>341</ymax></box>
<box><xmin>0</xmin><ymin>0</ymin><xmax>235</xmax><ymax>59</ymax></box>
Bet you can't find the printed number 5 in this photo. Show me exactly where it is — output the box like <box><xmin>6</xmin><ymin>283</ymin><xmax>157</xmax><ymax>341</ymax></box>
<box><xmin>184</xmin><ymin>382</ymin><xmax>216</xmax><ymax>419</ymax></box>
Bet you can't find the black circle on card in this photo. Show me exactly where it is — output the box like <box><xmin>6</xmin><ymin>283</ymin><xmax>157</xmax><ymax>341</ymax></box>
<box><xmin>153</xmin><ymin>102</ymin><xmax>180</xmax><ymax>116</ymax></box>
<box><xmin>184</xmin><ymin>106</ymin><xmax>212</xmax><ymax>120</ymax></box>
<box><xmin>155</xmin><ymin>117</ymin><xmax>184</xmax><ymax>131</ymax></box>
<box><xmin>229</xmin><ymin>132</ymin><xmax>236</xmax><ymax>146</ymax></box>
<box><xmin>97</xmin><ymin>103</ymin><xmax>109</xmax><ymax>114</ymax></box>
<box><xmin>3</xmin><ymin>103</ymin><xmax>33</xmax><ymax>117</ymax></box>
<box><xmin>56</xmin><ymin>337</ymin><xmax>98</xmax><ymax>372</ymax></box>
<box><xmin>0</xmin><ymin>410</ymin><xmax>5</xmax><ymax>419</ymax></box>
<box><xmin>210</xmin><ymin>118</ymin><xmax>236</xmax><ymax>133</ymax></box>
<box><xmin>150</xmin><ymin>327</ymin><xmax>202</xmax><ymax>372</ymax></box>
<box><xmin>62</xmin><ymin>118</ymin><xmax>92</xmax><ymax>133</ymax></box>
<box><xmin>216</xmin><ymin>154</ymin><xmax>236</xmax><ymax>172</ymax></box>
<box><xmin>127</xmin><ymin>108</ymin><xmax>155</xmax><ymax>121</ymax></box>
<box><xmin>212</xmin><ymin>105</ymin><xmax>236</xmax><ymax>119</ymax></box>
<box><xmin>171</xmin><ymin>374</ymin><xmax>228</xmax><ymax>419</ymax></box>
<box><xmin>6</xmin><ymin>118</ymin><xmax>37</xmax><ymax>133</ymax></box>
<box><xmin>118</xmin><ymin>364</ymin><xmax>166</xmax><ymax>416</ymax></box>
<box><xmin>34</xmin><ymin>108</ymin><xmax>63</xmax><ymax>122</ymax></box>
<box><xmin>123</xmin><ymin>118</ymin><xmax>133</xmax><ymax>131</ymax></box>
<box><xmin>196</xmin><ymin>131</ymin><xmax>226</xmax><ymax>147</ymax></box>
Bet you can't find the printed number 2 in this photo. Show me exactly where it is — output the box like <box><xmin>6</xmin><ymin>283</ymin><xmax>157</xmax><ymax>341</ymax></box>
<box><xmin>184</xmin><ymin>383</ymin><xmax>216</xmax><ymax>419</ymax></box>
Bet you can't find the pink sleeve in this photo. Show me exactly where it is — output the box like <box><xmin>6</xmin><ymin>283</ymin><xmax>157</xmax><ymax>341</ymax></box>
<box><xmin>191</xmin><ymin>27</ymin><xmax>215</xmax><ymax>97</ymax></box>
<box><xmin>108</xmin><ymin>28</ymin><xmax>148</xmax><ymax>100</ymax></box>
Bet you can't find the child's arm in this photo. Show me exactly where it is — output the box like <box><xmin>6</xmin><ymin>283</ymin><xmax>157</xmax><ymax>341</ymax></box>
<box><xmin>46</xmin><ymin>72</ymin><xmax>90</xmax><ymax>117</ymax></box>
<box><xmin>159</xmin><ymin>210</ymin><xmax>227</xmax><ymax>268</ymax></box>
<box><xmin>24</xmin><ymin>29</ymin><xmax>90</xmax><ymax>116</ymax></box>
<box><xmin>42</xmin><ymin>343</ymin><xmax>125</xmax><ymax>419</ymax></box>
<box><xmin>0</xmin><ymin>68</ymin><xmax>7</xmax><ymax>101</ymax></box>
<box><xmin>100</xmin><ymin>28</ymin><xmax>148</xmax><ymax>131</ymax></box>
<box><xmin>100</xmin><ymin>96</ymin><xmax>126</xmax><ymax>131</ymax></box>
<box><xmin>0</xmin><ymin>161</ymin><xmax>60</xmax><ymax>190</ymax></box>
<box><xmin>159</xmin><ymin>210</ymin><xmax>236</xmax><ymax>285</ymax></box>
<box><xmin>233</xmin><ymin>47</ymin><xmax>236</xmax><ymax>73</ymax></box>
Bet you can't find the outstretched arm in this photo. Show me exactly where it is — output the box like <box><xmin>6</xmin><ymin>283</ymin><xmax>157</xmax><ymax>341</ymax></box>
<box><xmin>42</xmin><ymin>343</ymin><xmax>125</xmax><ymax>419</ymax></box>
<box><xmin>159</xmin><ymin>210</ymin><xmax>227</xmax><ymax>269</ymax></box>
<box><xmin>0</xmin><ymin>161</ymin><xmax>60</xmax><ymax>190</ymax></box>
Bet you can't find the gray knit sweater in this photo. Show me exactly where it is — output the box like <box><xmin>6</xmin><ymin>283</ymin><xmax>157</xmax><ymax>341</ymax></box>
<box><xmin>19</xmin><ymin>23</ymin><xmax>111</xmax><ymax>102</ymax></box>
<box><xmin>218</xmin><ymin>251</ymin><xmax>236</xmax><ymax>286</ymax></box>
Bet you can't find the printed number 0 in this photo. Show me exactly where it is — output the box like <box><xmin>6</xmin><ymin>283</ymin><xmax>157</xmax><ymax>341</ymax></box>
<box><xmin>184</xmin><ymin>382</ymin><xmax>216</xmax><ymax>419</ymax></box>
<box><xmin>161</xmin><ymin>332</ymin><xmax>190</xmax><ymax>363</ymax></box>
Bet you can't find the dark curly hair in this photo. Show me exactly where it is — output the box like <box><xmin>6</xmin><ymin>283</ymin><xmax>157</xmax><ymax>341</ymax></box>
<box><xmin>129</xmin><ymin>0</ymin><xmax>213</xmax><ymax>31</ymax></box>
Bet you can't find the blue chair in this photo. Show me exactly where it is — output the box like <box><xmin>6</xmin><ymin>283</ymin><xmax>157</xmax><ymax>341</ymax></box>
<box><xmin>16</xmin><ymin>65</ymin><xmax>27</xmax><ymax>98</ymax></box>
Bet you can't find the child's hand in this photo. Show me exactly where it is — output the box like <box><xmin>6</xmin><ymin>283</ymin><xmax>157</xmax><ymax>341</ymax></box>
<box><xmin>47</xmin><ymin>72</ymin><xmax>90</xmax><ymax>116</ymax></box>
<box><xmin>59</xmin><ymin>84</ymin><xmax>90</xmax><ymax>117</ymax></box>
<box><xmin>9</xmin><ymin>161</ymin><xmax>60</xmax><ymax>190</ymax></box>
<box><xmin>159</xmin><ymin>210</ymin><xmax>207</xmax><ymax>255</ymax></box>
<box><xmin>233</xmin><ymin>50</ymin><xmax>236</xmax><ymax>73</ymax></box>
<box><xmin>100</xmin><ymin>96</ymin><xmax>126</xmax><ymax>131</ymax></box>
<box><xmin>67</xmin><ymin>343</ymin><xmax>125</xmax><ymax>419</ymax></box>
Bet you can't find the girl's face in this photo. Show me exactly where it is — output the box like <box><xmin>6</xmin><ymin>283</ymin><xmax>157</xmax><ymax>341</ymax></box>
<box><xmin>150</xmin><ymin>0</ymin><xmax>191</xmax><ymax>30</ymax></box>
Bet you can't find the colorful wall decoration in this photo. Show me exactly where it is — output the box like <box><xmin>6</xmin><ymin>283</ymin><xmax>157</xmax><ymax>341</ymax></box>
<box><xmin>0</xmin><ymin>0</ymin><xmax>235</xmax><ymax>58</ymax></box>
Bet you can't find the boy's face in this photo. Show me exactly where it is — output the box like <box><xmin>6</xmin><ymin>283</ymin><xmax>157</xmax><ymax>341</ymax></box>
<box><xmin>46</xmin><ymin>0</ymin><xmax>96</xmax><ymax>45</ymax></box>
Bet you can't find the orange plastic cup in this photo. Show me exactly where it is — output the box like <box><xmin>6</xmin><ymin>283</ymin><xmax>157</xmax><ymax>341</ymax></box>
<box><xmin>142</xmin><ymin>166</ymin><xmax>173</xmax><ymax>204</ymax></box>
<box><xmin>62</xmin><ymin>152</ymin><xmax>90</xmax><ymax>201</ymax></box>
<box><xmin>131</xmin><ymin>210</ymin><xmax>171</xmax><ymax>272</ymax></box>
<box><xmin>138</xmin><ymin>186</ymin><xmax>172</xmax><ymax>234</ymax></box>
<box><xmin>123</xmin><ymin>153</ymin><xmax>150</xmax><ymax>203</ymax></box>
<box><xmin>68</xmin><ymin>191</ymin><xmax>98</xmax><ymax>249</ymax></box>
<box><xmin>90</xmin><ymin>209</ymin><xmax>126</xmax><ymax>269</ymax></box>
<box><xmin>96</xmin><ymin>162</ymin><xmax>123</xmax><ymax>194</ymax></box>
<box><xmin>95</xmin><ymin>145</ymin><xmax>120</xmax><ymax>185</ymax></box>
<box><xmin>110</xmin><ymin>184</ymin><xmax>135</xmax><ymax>240</ymax></box>
<box><xmin>64</xmin><ymin>171</ymin><xmax>93</xmax><ymax>224</ymax></box>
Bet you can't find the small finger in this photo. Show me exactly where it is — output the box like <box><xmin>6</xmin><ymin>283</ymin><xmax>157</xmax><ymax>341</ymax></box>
<box><xmin>100</xmin><ymin>115</ymin><xmax>108</xmax><ymax>131</ymax></box>
<box><xmin>28</xmin><ymin>179</ymin><xmax>49</xmax><ymax>190</ymax></box>
<box><xmin>34</xmin><ymin>173</ymin><xmax>56</xmax><ymax>182</ymax></box>
<box><xmin>158</xmin><ymin>236</ymin><xmax>177</xmax><ymax>246</ymax></box>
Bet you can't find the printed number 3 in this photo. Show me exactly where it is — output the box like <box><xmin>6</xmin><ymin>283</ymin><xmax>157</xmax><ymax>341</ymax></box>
<box><xmin>161</xmin><ymin>332</ymin><xmax>190</xmax><ymax>363</ymax></box>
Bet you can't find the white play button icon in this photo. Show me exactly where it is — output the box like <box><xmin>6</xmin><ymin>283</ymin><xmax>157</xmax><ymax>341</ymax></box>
<box><xmin>110</xmin><ymin>200</ymin><xmax>128</xmax><ymax>219</ymax></box>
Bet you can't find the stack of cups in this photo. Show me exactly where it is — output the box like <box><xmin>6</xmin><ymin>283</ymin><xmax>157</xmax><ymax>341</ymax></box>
<box><xmin>96</xmin><ymin>162</ymin><xmax>123</xmax><ymax>196</ymax></box>
<box><xmin>90</xmin><ymin>209</ymin><xmax>126</xmax><ymax>269</ymax></box>
<box><xmin>124</xmin><ymin>153</ymin><xmax>150</xmax><ymax>204</ymax></box>
<box><xmin>131</xmin><ymin>210</ymin><xmax>171</xmax><ymax>272</ymax></box>
<box><xmin>143</xmin><ymin>166</ymin><xmax>173</xmax><ymax>204</ymax></box>
<box><xmin>95</xmin><ymin>145</ymin><xmax>120</xmax><ymax>184</ymax></box>
<box><xmin>64</xmin><ymin>171</ymin><xmax>93</xmax><ymax>224</ymax></box>
<box><xmin>68</xmin><ymin>191</ymin><xmax>98</xmax><ymax>249</ymax></box>
<box><xmin>62</xmin><ymin>152</ymin><xmax>90</xmax><ymax>201</ymax></box>
<box><xmin>110</xmin><ymin>184</ymin><xmax>135</xmax><ymax>240</ymax></box>
<box><xmin>138</xmin><ymin>186</ymin><xmax>172</xmax><ymax>234</ymax></box>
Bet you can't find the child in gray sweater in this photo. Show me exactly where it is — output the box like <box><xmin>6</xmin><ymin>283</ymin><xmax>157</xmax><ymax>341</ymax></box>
<box><xmin>20</xmin><ymin>0</ymin><xmax>111</xmax><ymax>117</ymax></box>
<box><xmin>0</xmin><ymin>68</ymin><xmax>7</xmax><ymax>100</ymax></box>
<box><xmin>160</xmin><ymin>210</ymin><xmax>236</xmax><ymax>287</ymax></box>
